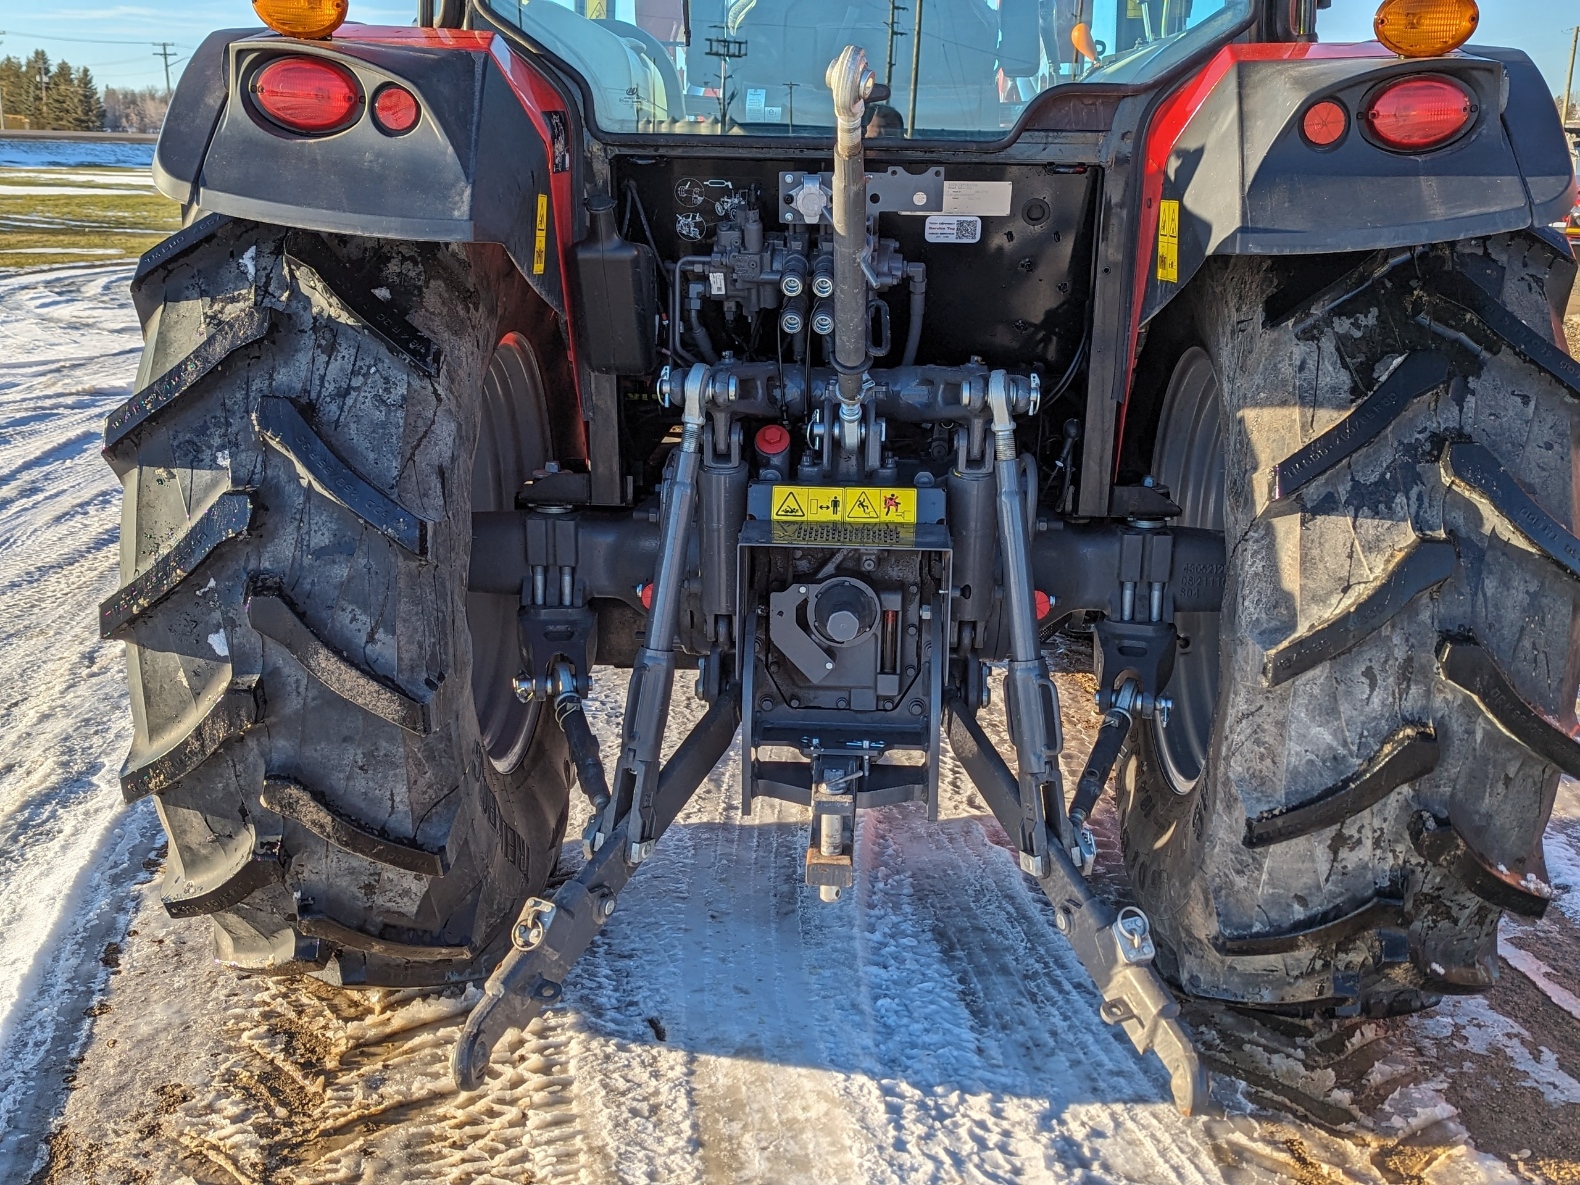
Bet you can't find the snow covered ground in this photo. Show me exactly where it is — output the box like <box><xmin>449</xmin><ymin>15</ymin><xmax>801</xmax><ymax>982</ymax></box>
<box><xmin>0</xmin><ymin>262</ymin><xmax>164</xmax><ymax>1166</ymax></box>
<box><xmin>1</xmin><ymin>185</ymin><xmax>1579</xmax><ymax>1179</ymax></box>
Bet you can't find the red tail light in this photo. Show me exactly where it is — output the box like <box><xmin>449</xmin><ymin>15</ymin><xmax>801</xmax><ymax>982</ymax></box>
<box><xmin>252</xmin><ymin>56</ymin><xmax>362</xmax><ymax>134</ymax></box>
<box><xmin>1361</xmin><ymin>76</ymin><xmax>1475</xmax><ymax>152</ymax></box>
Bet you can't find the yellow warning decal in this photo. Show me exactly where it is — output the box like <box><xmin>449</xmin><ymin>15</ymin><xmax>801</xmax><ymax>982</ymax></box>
<box><xmin>1156</xmin><ymin>198</ymin><xmax>1180</xmax><ymax>284</ymax></box>
<box><xmin>771</xmin><ymin>486</ymin><xmax>917</xmax><ymax>524</ymax></box>
<box><xmin>533</xmin><ymin>194</ymin><xmax>548</xmax><ymax>275</ymax></box>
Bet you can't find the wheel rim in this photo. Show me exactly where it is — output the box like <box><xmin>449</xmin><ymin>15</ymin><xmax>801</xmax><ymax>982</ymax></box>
<box><xmin>1149</xmin><ymin>347</ymin><xmax>1224</xmax><ymax>796</ymax></box>
<box><xmin>470</xmin><ymin>333</ymin><xmax>551</xmax><ymax>773</ymax></box>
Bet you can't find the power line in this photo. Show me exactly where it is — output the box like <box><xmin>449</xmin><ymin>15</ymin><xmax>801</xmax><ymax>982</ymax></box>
<box><xmin>0</xmin><ymin>29</ymin><xmax>188</xmax><ymax>48</ymax></box>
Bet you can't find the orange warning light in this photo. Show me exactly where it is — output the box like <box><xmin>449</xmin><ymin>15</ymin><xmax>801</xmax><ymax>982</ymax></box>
<box><xmin>1071</xmin><ymin>22</ymin><xmax>1099</xmax><ymax>63</ymax></box>
<box><xmin>1373</xmin><ymin>0</ymin><xmax>1478</xmax><ymax>58</ymax></box>
<box><xmin>253</xmin><ymin>0</ymin><xmax>349</xmax><ymax>39</ymax></box>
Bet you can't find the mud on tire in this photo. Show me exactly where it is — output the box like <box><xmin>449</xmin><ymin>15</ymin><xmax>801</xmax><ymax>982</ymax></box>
<box><xmin>1117</xmin><ymin>233</ymin><xmax>1580</xmax><ymax>1013</ymax></box>
<box><xmin>107</xmin><ymin>218</ymin><xmax>571</xmax><ymax>987</ymax></box>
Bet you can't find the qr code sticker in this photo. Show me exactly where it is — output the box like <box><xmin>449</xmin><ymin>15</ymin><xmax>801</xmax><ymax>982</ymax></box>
<box><xmin>924</xmin><ymin>215</ymin><xmax>982</xmax><ymax>244</ymax></box>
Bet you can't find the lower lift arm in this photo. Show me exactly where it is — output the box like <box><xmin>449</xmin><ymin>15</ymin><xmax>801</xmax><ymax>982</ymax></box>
<box><xmin>944</xmin><ymin>694</ymin><xmax>1207</xmax><ymax>1115</ymax></box>
<box><xmin>453</xmin><ymin>687</ymin><xmax>741</xmax><ymax>1090</ymax></box>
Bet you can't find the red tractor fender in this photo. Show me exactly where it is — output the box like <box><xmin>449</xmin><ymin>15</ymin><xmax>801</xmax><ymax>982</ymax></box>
<box><xmin>1115</xmin><ymin>39</ymin><xmax>1574</xmax><ymax>467</ymax></box>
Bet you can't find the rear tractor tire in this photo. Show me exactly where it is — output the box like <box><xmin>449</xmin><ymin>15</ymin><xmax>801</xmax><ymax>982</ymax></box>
<box><xmin>1118</xmin><ymin>234</ymin><xmax>1580</xmax><ymax>1014</ymax></box>
<box><xmin>107</xmin><ymin>219</ymin><xmax>571</xmax><ymax>988</ymax></box>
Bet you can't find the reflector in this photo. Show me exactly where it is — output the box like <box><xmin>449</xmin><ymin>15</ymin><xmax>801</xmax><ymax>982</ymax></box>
<box><xmin>253</xmin><ymin>57</ymin><xmax>363</xmax><ymax>133</ymax></box>
<box><xmin>252</xmin><ymin>0</ymin><xmax>350</xmax><ymax>40</ymax></box>
<box><xmin>1301</xmin><ymin>100</ymin><xmax>1348</xmax><ymax>147</ymax></box>
<box><xmin>373</xmin><ymin>84</ymin><xmax>421</xmax><ymax>134</ymax></box>
<box><xmin>1362</xmin><ymin>76</ymin><xmax>1474</xmax><ymax>151</ymax></box>
<box><xmin>1373</xmin><ymin>0</ymin><xmax>1478</xmax><ymax>59</ymax></box>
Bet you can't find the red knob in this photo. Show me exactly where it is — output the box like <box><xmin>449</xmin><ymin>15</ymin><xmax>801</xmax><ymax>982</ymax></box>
<box><xmin>1034</xmin><ymin>590</ymin><xmax>1052</xmax><ymax>620</ymax></box>
<box><xmin>638</xmin><ymin>583</ymin><xmax>654</xmax><ymax>610</ymax></box>
<box><xmin>756</xmin><ymin>423</ymin><xmax>791</xmax><ymax>458</ymax></box>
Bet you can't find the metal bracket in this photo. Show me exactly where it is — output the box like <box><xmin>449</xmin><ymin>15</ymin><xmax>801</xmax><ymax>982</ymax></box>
<box><xmin>778</xmin><ymin>166</ymin><xmax>946</xmax><ymax>223</ymax></box>
<box><xmin>511</xmin><ymin>898</ymin><xmax>556</xmax><ymax>951</ymax></box>
<box><xmin>1039</xmin><ymin>844</ymin><xmax>1206</xmax><ymax>1115</ymax></box>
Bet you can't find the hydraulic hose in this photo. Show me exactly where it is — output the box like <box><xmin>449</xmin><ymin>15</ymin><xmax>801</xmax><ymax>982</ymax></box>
<box><xmin>900</xmin><ymin>263</ymin><xmax>927</xmax><ymax>367</ymax></box>
<box><xmin>688</xmin><ymin>308</ymin><xmax>718</xmax><ymax>365</ymax></box>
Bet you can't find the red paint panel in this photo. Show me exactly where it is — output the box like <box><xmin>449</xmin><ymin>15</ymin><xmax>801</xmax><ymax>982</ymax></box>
<box><xmin>330</xmin><ymin>25</ymin><xmax>495</xmax><ymax>48</ymax></box>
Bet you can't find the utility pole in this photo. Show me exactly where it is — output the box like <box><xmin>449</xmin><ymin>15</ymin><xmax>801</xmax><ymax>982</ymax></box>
<box><xmin>905</xmin><ymin>0</ymin><xmax>924</xmax><ymax>137</ymax></box>
<box><xmin>703</xmin><ymin>32</ymin><xmax>746</xmax><ymax>130</ymax></box>
<box><xmin>783</xmin><ymin>80</ymin><xmax>798</xmax><ymax>134</ymax></box>
<box><xmin>153</xmin><ymin>41</ymin><xmax>177</xmax><ymax>96</ymax></box>
<box><xmin>884</xmin><ymin>0</ymin><xmax>908</xmax><ymax>88</ymax></box>
<box><xmin>1562</xmin><ymin>25</ymin><xmax>1580</xmax><ymax>127</ymax></box>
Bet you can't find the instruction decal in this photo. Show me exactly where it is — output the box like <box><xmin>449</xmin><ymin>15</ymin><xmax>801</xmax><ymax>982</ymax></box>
<box><xmin>941</xmin><ymin>180</ymin><xmax>1013</xmax><ymax>217</ymax></box>
<box><xmin>771</xmin><ymin>486</ymin><xmax>918</xmax><ymax>524</ymax></box>
<box><xmin>924</xmin><ymin>215</ymin><xmax>981</xmax><ymax>243</ymax></box>
<box><xmin>533</xmin><ymin>194</ymin><xmax>548</xmax><ymax>275</ymax></box>
<box><xmin>1156</xmin><ymin>198</ymin><xmax>1179</xmax><ymax>284</ymax></box>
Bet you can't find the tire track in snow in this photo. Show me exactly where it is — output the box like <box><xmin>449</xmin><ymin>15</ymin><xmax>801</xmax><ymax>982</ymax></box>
<box><xmin>0</xmin><ymin>264</ymin><xmax>161</xmax><ymax>1175</ymax></box>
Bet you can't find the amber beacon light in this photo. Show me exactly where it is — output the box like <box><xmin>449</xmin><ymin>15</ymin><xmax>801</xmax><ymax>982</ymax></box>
<box><xmin>253</xmin><ymin>0</ymin><xmax>350</xmax><ymax>39</ymax></box>
<box><xmin>1373</xmin><ymin>0</ymin><xmax>1479</xmax><ymax>58</ymax></box>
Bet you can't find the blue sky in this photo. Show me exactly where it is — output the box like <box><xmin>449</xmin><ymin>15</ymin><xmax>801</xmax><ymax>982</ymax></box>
<box><xmin>0</xmin><ymin>0</ymin><xmax>1572</xmax><ymax>97</ymax></box>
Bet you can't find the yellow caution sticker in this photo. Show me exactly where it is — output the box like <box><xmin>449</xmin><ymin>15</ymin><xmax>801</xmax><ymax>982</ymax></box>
<box><xmin>1156</xmin><ymin>198</ymin><xmax>1180</xmax><ymax>284</ymax></box>
<box><xmin>533</xmin><ymin>194</ymin><xmax>548</xmax><ymax>275</ymax></box>
<box><xmin>771</xmin><ymin>485</ymin><xmax>918</xmax><ymax>524</ymax></box>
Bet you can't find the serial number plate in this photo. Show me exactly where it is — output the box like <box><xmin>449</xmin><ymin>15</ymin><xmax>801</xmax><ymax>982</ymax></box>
<box><xmin>770</xmin><ymin>485</ymin><xmax>918</xmax><ymax>524</ymax></box>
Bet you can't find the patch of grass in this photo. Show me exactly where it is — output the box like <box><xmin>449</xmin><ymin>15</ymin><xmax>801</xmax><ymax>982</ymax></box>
<box><xmin>0</xmin><ymin>168</ymin><xmax>180</xmax><ymax>270</ymax></box>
